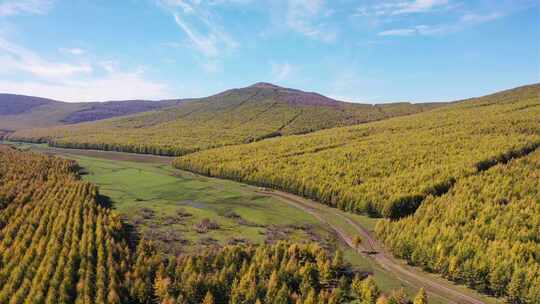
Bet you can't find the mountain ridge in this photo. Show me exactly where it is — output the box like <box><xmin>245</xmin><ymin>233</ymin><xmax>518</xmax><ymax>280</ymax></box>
<box><xmin>0</xmin><ymin>94</ymin><xmax>183</xmax><ymax>132</ymax></box>
<box><xmin>7</xmin><ymin>82</ymin><xmax>444</xmax><ymax>155</ymax></box>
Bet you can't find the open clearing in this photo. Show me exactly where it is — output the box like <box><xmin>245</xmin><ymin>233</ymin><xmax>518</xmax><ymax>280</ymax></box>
<box><xmin>66</xmin><ymin>154</ymin><xmax>335</xmax><ymax>255</ymax></box>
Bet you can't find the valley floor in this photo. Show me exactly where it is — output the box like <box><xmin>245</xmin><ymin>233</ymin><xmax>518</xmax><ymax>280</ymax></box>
<box><xmin>8</xmin><ymin>142</ymin><xmax>501</xmax><ymax>304</ymax></box>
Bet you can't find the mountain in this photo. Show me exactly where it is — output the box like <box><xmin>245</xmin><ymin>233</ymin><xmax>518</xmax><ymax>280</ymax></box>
<box><xmin>7</xmin><ymin>82</ymin><xmax>443</xmax><ymax>155</ymax></box>
<box><xmin>172</xmin><ymin>83</ymin><xmax>540</xmax><ymax>301</ymax></box>
<box><xmin>174</xmin><ymin>83</ymin><xmax>540</xmax><ymax>217</ymax></box>
<box><xmin>0</xmin><ymin>94</ymin><xmax>59</xmax><ymax>115</ymax></box>
<box><xmin>0</xmin><ymin>93</ymin><xmax>181</xmax><ymax>135</ymax></box>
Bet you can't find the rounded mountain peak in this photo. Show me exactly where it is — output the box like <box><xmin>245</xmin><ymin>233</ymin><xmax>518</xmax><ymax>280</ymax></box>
<box><xmin>249</xmin><ymin>82</ymin><xmax>283</xmax><ymax>89</ymax></box>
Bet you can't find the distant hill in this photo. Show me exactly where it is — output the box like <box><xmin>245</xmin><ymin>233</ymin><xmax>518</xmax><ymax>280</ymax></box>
<box><xmin>0</xmin><ymin>94</ymin><xmax>181</xmax><ymax>134</ymax></box>
<box><xmin>8</xmin><ymin>82</ymin><xmax>443</xmax><ymax>155</ymax></box>
<box><xmin>0</xmin><ymin>94</ymin><xmax>59</xmax><ymax>115</ymax></box>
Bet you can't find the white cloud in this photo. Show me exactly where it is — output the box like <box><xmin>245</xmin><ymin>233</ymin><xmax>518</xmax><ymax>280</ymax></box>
<box><xmin>162</xmin><ymin>0</ymin><xmax>195</xmax><ymax>14</ymax></box>
<box><xmin>0</xmin><ymin>37</ymin><xmax>172</xmax><ymax>101</ymax></box>
<box><xmin>356</xmin><ymin>0</ymin><xmax>450</xmax><ymax>17</ymax></box>
<box><xmin>161</xmin><ymin>0</ymin><xmax>238</xmax><ymax>58</ymax></box>
<box><xmin>378</xmin><ymin>28</ymin><xmax>417</xmax><ymax>36</ymax></box>
<box><xmin>393</xmin><ymin>0</ymin><xmax>449</xmax><ymax>15</ymax></box>
<box><xmin>98</xmin><ymin>60</ymin><xmax>117</xmax><ymax>73</ymax></box>
<box><xmin>173</xmin><ymin>13</ymin><xmax>219</xmax><ymax>57</ymax></box>
<box><xmin>461</xmin><ymin>12</ymin><xmax>502</xmax><ymax>24</ymax></box>
<box><xmin>0</xmin><ymin>38</ymin><xmax>92</xmax><ymax>78</ymax></box>
<box><xmin>286</xmin><ymin>0</ymin><xmax>336</xmax><ymax>42</ymax></box>
<box><xmin>201</xmin><ymin>60</ymin><xmax>223</xmax><ymax>73</ymax></box>
<box><xmin>271</xmin><ymin>62</ymin><xmax>295</xmax><ymax>81</ymax></box>
<box><xmin>0</xmin><ymin>0</ymin><xmax>53</xmax><ymax>16</ymax></box>
<box><xmin>0</xmin><ymin>72</ymin><xmax>173</xmax><ymax>102</ymax></box>
<box><xmin>378</xmin><ymin>12</ymin><xmax>504</xmax><ymax>37</ymax></box>
<box><xmin>59</xmin><ymin>48</ymin><xmax>85</xmax><ymax>55</ymax></box>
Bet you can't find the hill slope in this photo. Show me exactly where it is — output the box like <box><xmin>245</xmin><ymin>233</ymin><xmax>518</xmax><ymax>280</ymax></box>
<box><xmin>376</xmin><ymin>148</ymin><xmax>540</xmax><ymax>302</ymax></box>
<box><xmin>174</xmin><ymin>83</ymin><xmax>540</xmax><ymax>218</ymax></box>
<box><xmin>173</xmin><ymin>83</ymin><xmax>540</xmax><ymax>303</ymax></box>
<box><xmin>0</xmin><ymin>93</ymin><xmax>181</xmax><ymax>134</ymax></box>
<box><xmin>8</xmin><ymin>83</ymin><xmax>441</xmax><ymax>155</ymax></box>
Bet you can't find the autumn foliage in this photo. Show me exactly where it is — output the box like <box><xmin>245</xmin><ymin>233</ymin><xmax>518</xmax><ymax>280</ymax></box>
<box><xmin>0</xmin><ymin>146</ymin><xmax>412</xmax><ymax>304</ymax></box>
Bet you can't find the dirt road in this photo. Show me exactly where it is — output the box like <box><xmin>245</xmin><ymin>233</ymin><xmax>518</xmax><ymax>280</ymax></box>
<box><xmin>259</xmin><ymin>190</ymin><xmax>489</xmax><ymax>304</ymax></box>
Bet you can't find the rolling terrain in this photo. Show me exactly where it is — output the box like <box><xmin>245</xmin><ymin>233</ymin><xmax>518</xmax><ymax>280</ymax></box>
<box><xmin>7</xmin><ymin>83</ymin><xmax>441</xmax><ymax>156</ymax></box>
<box><xmin>3</xmin><ymin>83</ymin><xmax>539</xmax><ymax>303</ymax></box>
<box><xmin>175</xmin><ymin>84</ymin><xmax>540</xmax><ymax>218</ymax></box>
<box><xmin>173</xmin><ymin>84</ymin><xmax>540</xmax><ymax>303</ymax></box>
<box><xmin>0</xmin><ymin>144</ymin><xmax>430</xmax><ymax>304</ymax></box>
<box><xmin>6</xmin><ymin>141</ymin><xmax>496</xmax><ymax>304</ymax></box>
<box><xmin>0</xmin><ymin>93</ymin><xmax>181</xmax><ymax>134</ymax></box>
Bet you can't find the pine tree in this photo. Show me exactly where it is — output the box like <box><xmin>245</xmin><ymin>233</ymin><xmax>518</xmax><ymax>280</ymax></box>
<box><xmin>413</xmin><ymin>288</ymin><xmax>427</xmax><ymax>304</ymax></box>
<box><xmin>266</xmin><ymin>270</ymin><xmax>280</xmax><ymax>302</ymax></box>
<box><xmin>154</xmin><ymin>276</ymin><xmax>171</xmax><ymax>301</ymax></box>
<box><xmin>203</xmin><ymin>291</ymin><xmax>215</xmax><ymax>304</ymax></box>
<box><xmin>351</xmin><ymin>274</ymin><xmax>364</xmax><ymax>299</ymax></box>
<box><xmin>303</xmin><ymin>289</ymin><xmax>317</xmax><ymax>304</ymax></box>
<box><xmin>360</xmin><ymin>276</ymin><xmax>380</xmax><ymax>304</ymax></box>
<box><xmin>506</xmin><ymin>270</ymin><xmax>524</xmax><ymax>303</ymax></box>
<box><xmin>275</xmin><ymin>284</ymin><xmax>290</xmax><ymax>304</ymax></box>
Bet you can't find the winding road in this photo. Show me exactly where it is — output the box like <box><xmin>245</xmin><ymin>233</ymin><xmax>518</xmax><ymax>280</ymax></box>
<box><xmin>258</xmin><ymin>190</ymin><xmax>489</xmax><ymax>304</ymax></box>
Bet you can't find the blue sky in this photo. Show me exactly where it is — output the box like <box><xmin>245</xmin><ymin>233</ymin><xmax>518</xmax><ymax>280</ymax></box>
<box><xmin>0</xmin><ymin>0</ymin><xmax>538</xmax><ymax>103</ymax></box>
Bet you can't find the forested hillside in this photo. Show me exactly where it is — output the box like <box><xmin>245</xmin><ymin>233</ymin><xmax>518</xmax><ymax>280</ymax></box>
<box><xmin>0</xmin><ymin>145</ymin><xmax>130</xmax><ymax>303</ymax></box>
<box><xmin>376</xmin><ymin>149</ymin><xmax>540</xmax><ymax>303</ymax></box>
<box><xmin>8</xmin><ymin>83</ymin><xmax>440</xmax><ymax>156</ymax></box>
<box><xmin>0</xmin><ymin>93</ymin><xmax>180</xmax><ymax>133</ymax></box>
<box><xmin>174</xmin><ymin>84</ymin><xmax>540</xmax><ymax>218</ymax></box>
<box><xmin>0</xmin><ymin>146</ymin><xmax>419</xmax><ymax>304</ymax></box>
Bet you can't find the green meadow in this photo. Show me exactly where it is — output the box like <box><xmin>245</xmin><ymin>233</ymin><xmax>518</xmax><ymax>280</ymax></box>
<box><xmin>68</xmin><ymin>155</ymin><xmax>438</xmax><ymax>301</ymax></box>
<box><xmin>69</xmin><ymin>155</ymin><xmax>333</xmax><ymax>254</ymax></box>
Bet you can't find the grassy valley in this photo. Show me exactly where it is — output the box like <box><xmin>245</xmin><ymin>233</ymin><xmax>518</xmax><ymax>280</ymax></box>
<box><xmin>2</xmin><ymin>1</ymin><xmax>537</xmax><ymax>303</ymax></box>
<box><xmin>0</xmin><ymin>145</ymin><xmax>437</xmax><ymax>304</ymax></box>
<box><xmin>2</xmin><ymin>83</ymin><xmax>538</xmax><ymax>304</ymax></box>
<box><xmin>68</xmin><ymin>155</ymin><xmax>333</xmax><ymax>255</ymax></box>
<box><xmin>8</xmin><ymin>83</ymin><xmax>441</xmax><ymax>156</ymax></box>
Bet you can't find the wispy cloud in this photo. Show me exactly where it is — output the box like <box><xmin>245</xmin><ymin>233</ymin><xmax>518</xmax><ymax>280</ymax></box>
<box><xmin>378</xmin><ymin>28</ymin><xmax>417</xmax><ymax>36</ymax></box>
<box><xmin>161</xmin><ymin>0</ymin><xmax>238</xmax><ymax>58</ymax></box>
<box><xmin>460</xmin><ymin>12</ymin><xmax>502</xmax><ymax>24</ymax></box>
<box><xmin>286</xmin><ymin>0</ymin><xmax>336</xmax><ymax>42</ymax></box>
<box><xmin>0</xmin><ymin>0</ymin><xmax>53</xmax><ymax>17</ymax></box>
<box><xmin>0</xmin><ymin>38</ymin><xmax>92</xmax><ymax>78</ymax></box>
<box><xmin>271</xmin><ymin>62</ymin><xmax>296</xmax><ymax>81</ymax></box>
<box><xmin>98</xmin><ymin>60</ymin><xmax>117</xmax><ymax>73</ymax></box>
<box><xmin>378</xmin><ymin>12</ymin><xmax>504</xmax><ymax>37</ymax></box>
<box><xmin>201</xmin><ymin>60</ymin><xmax>223</xmax><ymax>73</ymax></box>
<box><xmin>0</xmin><ymin>37</ymin><xmax>172</xmax><ymax>101</ymax></box>
<box><xmin>0</xmin><ymin>72</ymin><xmax>172</xmax><ymax>102</ymax></box>
<box><xmin>356</xmin><ymin>0</ymin><xmax>450</xmax><ymax>17</ymax></box>
<box><xmin>59</xmin><ymin>48</ymin><xmax>85</xmax><ymax>55</ymax></box>
<box><xmin>173</xmin><ymin>13</ymin><xmax>219</xmax><ymax>57</ymax></box>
